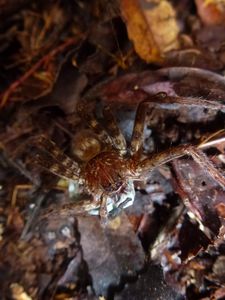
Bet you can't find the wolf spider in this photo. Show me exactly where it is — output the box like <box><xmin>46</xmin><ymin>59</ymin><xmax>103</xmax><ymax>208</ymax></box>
<box><xmin>33</xmin><ymin>92</ymin><xmax>225</xmax><ymax>219</ymax></box>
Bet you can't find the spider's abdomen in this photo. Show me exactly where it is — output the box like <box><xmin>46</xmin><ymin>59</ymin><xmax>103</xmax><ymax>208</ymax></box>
<box><xmin>83</xmin><ymin>151</ymin><xmax>130</xmax><ymax>194</ymax></box>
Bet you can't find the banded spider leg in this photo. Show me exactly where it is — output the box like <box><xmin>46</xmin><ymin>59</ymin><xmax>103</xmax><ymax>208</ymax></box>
<box><xmin>130</xmin><ymin>92</ymin><xmax>225</xmax><ymax>189</ymax></box>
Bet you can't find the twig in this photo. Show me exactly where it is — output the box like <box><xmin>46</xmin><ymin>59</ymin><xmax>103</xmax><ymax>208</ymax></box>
<box><xmin>20</xmin><ymin>190</ymin><xmax>47</xmax><ymax>240</ymax></box>
<box><xmin>198</xmin><ymin>129</ymin><xmax>225</xmax><ymax>150</ymax></box>
<box><xmin>0</xmin><ymin>37</ymin><xmax>78</xmax><ymax>108</ymax></box>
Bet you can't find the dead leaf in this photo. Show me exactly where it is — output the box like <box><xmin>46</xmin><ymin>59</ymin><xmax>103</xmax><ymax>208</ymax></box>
<box><xmin>120</xmin><ymin>0</ymin><xmax>180</xmax><ymax>63</ymax></box>
<box><xmin>173</xmin><ymin>159</ymin><xmax>222</xmax><ymax>236</ymax></box>
<box><xmin>195</xmin><ymin>0</ymin><xmax>225</xmax><ymax>25</ymax></box>
<box><xmin>10</xmin><ymin>283</ymin><xmax>32</xmax><ymax>300</ymax></box>
<box><xmin>77</xmin><ymin>213</ymin><xmax>145</xmax><ymax>297</ymax></box>
<box><xmin>0</xmin><ymin>3</ymin><xmax>83</xmax><ymax>108</ymax></box>
<box><xmin>114</xmin><ymin>265</ymin><xmax>179</xmax><ymax>300</ymax></box>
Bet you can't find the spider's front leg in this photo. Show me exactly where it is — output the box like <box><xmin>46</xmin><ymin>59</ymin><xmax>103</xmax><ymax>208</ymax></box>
<box><xmin>130</xmin><ymin>92</ymin><xmax>176</xmax><ymax>154</ymax></box>
<box><xmin>102</xmin><ymin>105</ymin><xmax>127</xmax><ymax>155</ymax></box>
<box><xmin>99</xmin><ymin>194</ymin><xmax>109</xmax><ymax>224</ymax></box>
<box><xmin>130</xmin><ymin>92</ymin><xmax>225</xmax><ymax>155</ymax></box>
<box><xmin>77</xmin><ymin>100</ymin><xmax>112</xmax><ymax>146</ymax></box>
<box><xmin>137</xmin><ymin>144</ymin><xmax>225</xmax><ymax>190</ymax></box>
<box><xmin>130</xmin><ymin>91</ymin><xmax>225</xmax><ymax>187</ymax></box>
<box><xmin>77</xmin><ymin>99</ymin><xmax>127</xmax><ymax>155</ymax></box>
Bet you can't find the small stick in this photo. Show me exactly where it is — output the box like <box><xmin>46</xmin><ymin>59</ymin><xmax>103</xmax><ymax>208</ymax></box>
<box><xmin>198</xmin><ymin>129</ymin><xmax>225</xmax><ymax>150</ymax></box>
<box><xmin>0</xmin><ymin>37</ymin><xmax>78</xmax><ymax>107</ymax></box>
<box><xmin>20</xmin><ymin>191</ymin><xmax>47</xmax><ymax>240</ymax></box>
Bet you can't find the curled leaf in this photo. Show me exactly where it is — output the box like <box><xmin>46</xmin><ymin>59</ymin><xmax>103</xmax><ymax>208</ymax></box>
<box><xmin>120</xmin><ymin>0</ymin><xmax>180</xmax><ymax>63</ymax></box>
<box><xmin>196</xmin><ymin>0</ymin><xmax>225</xmax><ymax>25</ymax></box>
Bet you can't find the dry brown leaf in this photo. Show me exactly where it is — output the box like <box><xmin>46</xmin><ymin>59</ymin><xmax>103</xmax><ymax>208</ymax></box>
<box><xmin>10</xmin><ymin>283</ymin><xmax>32</xmax><ymax>300</ymax></box>
<box><xmin>78</xmin><ymin>213</ymin><xmax>145</xmax><ymax>297</ymax></box>
<box><xmin>120</xmin><ymin>0</ymin><xmax>180</xmax><ymax>63</ymax></box>
<box><xmin>195</xmin><ymin>0</ymin><xmax>225</xmax><ymax>25</ymax></box>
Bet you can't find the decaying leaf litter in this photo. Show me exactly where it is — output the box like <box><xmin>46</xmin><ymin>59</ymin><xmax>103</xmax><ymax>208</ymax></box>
<box><xmin>1</xmin><ymin>0</ymin><xmax>225</xmax><ymax>299</ymax></box>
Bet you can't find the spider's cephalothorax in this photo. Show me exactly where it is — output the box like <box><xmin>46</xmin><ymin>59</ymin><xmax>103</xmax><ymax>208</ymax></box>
<box><xmin>83</xmin><ymin>151</ymin><xmax>134</xmax><ymax>194</ymax></box>
<box><xmin>70</xmin><ymin>129</ymin><xmax>136</xmax><ymax>197</ymax></box>
<box><xmin>34</xmin><ymin>92</ymin><xmax>225</xmax><ymax>218</ymax></box>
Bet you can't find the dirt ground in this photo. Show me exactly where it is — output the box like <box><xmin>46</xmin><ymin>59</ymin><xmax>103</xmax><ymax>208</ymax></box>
<box><xmin>1</xmin><ymin>1</ymin><xmax>225</xmax><ymax>299</ymax></box>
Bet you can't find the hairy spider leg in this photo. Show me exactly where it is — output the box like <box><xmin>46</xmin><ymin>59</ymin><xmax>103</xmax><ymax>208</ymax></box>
<box><xmin>33</xmin><ymin>149</ymin><xmax>80</xmax><ymax>181</ymax></box>
<box><xmin>77</xmin><ymin>101</ymin><xmax>112</xmax><ymax>146</ymax></box>
<box><xmin>99</xmin><ymin>193</ymin><xmax>108</xmax><ymax>221</ymax></box>
<box><xmin>102</xmin><ymin>105</ymin><xmax>127</xmax><ymax>155</ymax></box>
<box><xmin>32</xmin><ymin>135</ymin><xmax>80</xmax><ymax>180</ymax></box>
<box><xmin>138</xmin><ymin>144</ymin><xmax>225</xmax><ymax>189</ymax></box>
<box><xmin>130</xmin><ymin>92</ymin><xmax>225</xmax><ymax>155</ymax></box>
<box><xmin>34</xmin><ymin>136</ymin><xmax>80</xmax><ymax>174</ymax></box>
<box><xmin>188</xmin><ymin>146</ymin><xmax>225</xmax><ymax>189</ymax></box>
<box><xmin>152</xmin><ymin>94</ymin><xmax>225</xmax><ymax>112</ymax></box>
<box><xmin>130</xmin><ymin>93</ymin><xmax>169</xmax><ymax>155</ymax></box>
<box><xmin>130</xmin><ymin>99</ymin><xmax>151</xmax><ymax>155</ymax></box>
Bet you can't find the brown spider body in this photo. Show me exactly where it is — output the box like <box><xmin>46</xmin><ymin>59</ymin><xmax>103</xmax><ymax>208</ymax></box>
<box><xmin>33</xmin><ymin>92</ymin><xmax>225</xmax><ymax>218</ymax></box>
<box><xmin>83</xmin><ymin>151</ymin><xmax>136</xmax><ymax>195</ymax></box>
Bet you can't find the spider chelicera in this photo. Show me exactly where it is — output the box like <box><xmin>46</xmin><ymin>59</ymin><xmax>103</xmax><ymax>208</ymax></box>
<box><xmin>33</xmin><ymin>92</ymin><xmax>225</xmax><ymax>220</ymax></box>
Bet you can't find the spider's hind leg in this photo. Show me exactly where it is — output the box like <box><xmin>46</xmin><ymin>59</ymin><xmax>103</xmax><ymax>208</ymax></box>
<box><xmin>31</xmin><ymin>135</ymin><xmax>80</xmax><ymax>181</ymax></box>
